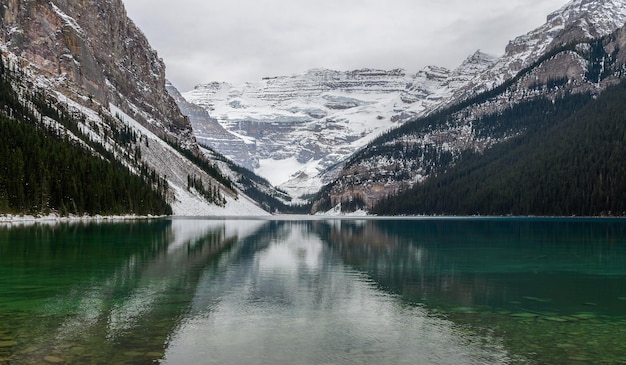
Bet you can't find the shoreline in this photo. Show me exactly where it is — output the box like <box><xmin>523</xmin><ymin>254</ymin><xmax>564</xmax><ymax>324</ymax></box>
<box><xmin>0</xmin><ymin>213</ymin><xmax>165</xmax><ymax>225</ymax></box>
<box><xmin>2</xmin><ymin>213</ymin><xmax>625</xmax><ymax>225</ymax></box>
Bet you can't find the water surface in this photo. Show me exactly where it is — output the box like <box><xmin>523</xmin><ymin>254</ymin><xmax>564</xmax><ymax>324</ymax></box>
<box><xmin>0</xmin><ymin>217</ymin><xmax>625</xmax><ymax>364</ymax></box>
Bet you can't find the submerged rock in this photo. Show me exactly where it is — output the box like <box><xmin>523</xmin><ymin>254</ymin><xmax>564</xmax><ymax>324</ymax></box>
<box><xmin>572</xmin><ymin>313</ymin><xmax>597</xmax><ymax>320</ymax></box>
<box><xmin>523</xmin><ymin>296</ymin><xmax>552</xmax><ymax>303</ymax></box>
<box><xmin>544</xmin><ymin>316</ymin><xmax>570</xmax><ymax>322</ymax></box>
<box><xmin>44</xmin><ymin>355</ymin><xmax>65</xmax><ymax>363</ymax></box>
<box><xmin>511</xmin><ymin>312</ymin><xmax>539</xmax><ymax>319</ymax></box>
<box><xmin>0</xmin><ymin>341</ymin><xmax>16</xmax><ymax>348</ymax></box>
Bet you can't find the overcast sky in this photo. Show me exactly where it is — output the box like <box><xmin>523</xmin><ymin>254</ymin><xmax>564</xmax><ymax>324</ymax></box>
<box><xmin>123</xmin><ymin>0</ymin><xmax>567</xmax><ymax>91</ymax></box>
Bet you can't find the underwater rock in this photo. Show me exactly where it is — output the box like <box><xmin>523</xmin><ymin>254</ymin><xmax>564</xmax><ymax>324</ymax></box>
<box><xmin>523</xmin><ymin>296</ymin><xmax>552</xmax><ymax>303</ymax></box>
<box><xmin>572</xmin><ymin>313</ymin><xmax>597</xmax><ymax>320</ymax></box>
<box><xmin>511</xmin><ymin>312</ymin><xmax>539</xmax><ymax>319</ymax></box>
<box><xmin>44</xmin><ymin>355</ymin><xmax>65</xmax><ymax>363</ymax></box>
<box><xmin>0</xmin><ymin>341</ymin><xmax>16</xmax><ymax>348</ymax></box>
<box><xmin>556</xmin><ymin>343</ymin><xmax>575</xmax><ymax>349</ymax></box>
<box><xmin>451</xmin><ymin>307</ymin><xmax>477</xmax><ymax>313</ymax></box>
<box><xmin>544</xmin><ymin>316</ymin><xmax>570</xmax><ymax>322</ymax></box>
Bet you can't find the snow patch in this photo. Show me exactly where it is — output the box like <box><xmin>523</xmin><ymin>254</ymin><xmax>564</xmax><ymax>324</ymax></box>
<box><xmin>49</xmin><ymin>2</ymin><xmax>85</xmax><ymax>36</ymax></box>
<box><xmin>256</xmin><ymin>156</ymin><xmax>309</xmax><ymax>186</ymax></box>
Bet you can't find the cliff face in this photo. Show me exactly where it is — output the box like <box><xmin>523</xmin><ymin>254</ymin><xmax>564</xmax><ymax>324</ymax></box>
<box><xmin>448</xmin><ymin>0</ymin><xmax>626</xmax><ymax>104</ymax></box>
<box><xmin>0</xmin><ymin>0</ymin><xmax>269</xmax><ymax>215</ymax></box>
<box><xmin>0</xmin><ymin>0</ymin><xmax>190</xmax><ymax>139</ymax></box>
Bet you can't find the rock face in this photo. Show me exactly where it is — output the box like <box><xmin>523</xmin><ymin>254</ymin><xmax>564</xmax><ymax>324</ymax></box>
<box><xmin>166</xmin><ymin>81</ymin><xmax>256</xmax><ymax>168</ymax></box>
<box><xmin>1</xmin><ymin>0</ymin><xmax>190</xmax><ymax>140</ymax></box>
<box><xmin>0</xmin><ymin>0</ymin><xmax>269</xmax><ymax>215</ymax></box>
<box><xmin>449</xmin><ymin>0</ymin><xmax>626</xmax><ymax>103</ymax></box>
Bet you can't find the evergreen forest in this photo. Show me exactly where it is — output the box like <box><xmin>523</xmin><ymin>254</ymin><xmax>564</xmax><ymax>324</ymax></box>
<box><xmin>372</xmin><ymin>80</ymin><xmax>626</xmax><ymax>216</ymax></box>
<box><xmin>0</xmin><ymin>59</ymin><xmax>172</xmax><ymax>216</ymax></box>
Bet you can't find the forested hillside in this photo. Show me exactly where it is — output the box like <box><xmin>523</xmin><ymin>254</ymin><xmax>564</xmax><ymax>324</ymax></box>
<box><xmin>372</xmin><ymin>80</ymin><xmax>626</xmax><ymax>216</ymax></box>
<box><xmin>0</xmin><ymin>59</ymin><xmax>172</xmax><ymax>216</ymax></box>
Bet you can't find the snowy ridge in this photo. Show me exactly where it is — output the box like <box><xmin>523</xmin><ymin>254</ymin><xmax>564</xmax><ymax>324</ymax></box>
<box><xmin>548</xmin><ymin>0</ymin><xmax>626</xmax><ymax>34</ymax></box>
<box><xmin>451</xmin><ymin>0</ymin><xmax>626</xmax><ymax>100</ymax></box>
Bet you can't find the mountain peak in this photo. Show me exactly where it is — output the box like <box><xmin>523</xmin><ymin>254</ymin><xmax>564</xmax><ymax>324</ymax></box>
<box><xmin>547</xmin><ymin>0</ymin><xmax>626</xmax><ymax>33</ymax></box>
<box><xmin>465</xmin><ymin>50</ymin><xmax>498</xmax><ymax>64</ymax></box>
<box><xmin>501</xmin><ymin>0</ymin><xmax>626</xmax><ymax>71</ymax></box>
<box><xmin>455</xmin><ymin>50</ymin><xmax>497</xmax><ymax>75</ymax></box>
<box><xmin>445</xmin><ymin>0</ymin><xmax>626</xmax><ymax>101</ymax></box>
<box><xmin>543</xmin><ymin>0</ymin><xmax>626</xmax><ymax>41</ymax></box>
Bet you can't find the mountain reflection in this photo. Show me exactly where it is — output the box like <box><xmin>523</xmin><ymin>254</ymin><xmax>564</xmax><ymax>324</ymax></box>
<box><xmin>163</xmin><ymin>219</ymin><xmax>511</xmax><ymax>365</ymax></box>
<box><xmin>0</xmin><ymin>218</ymin><xmax>267</xmax><ymax>364</ymax></box>
<box><xmin>315</xmin><ymin>218</ymin><xmax>626</xmax><ymax>313</ymax></box>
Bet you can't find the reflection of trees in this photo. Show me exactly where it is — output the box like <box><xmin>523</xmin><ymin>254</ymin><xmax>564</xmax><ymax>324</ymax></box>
<box><xmin>0</xmin><ymin>219</ymin><xmax>269</xmax><ymax>364</ymax></box>
<box><xmin>314</xmin><ymin>219</ymin><xmax>492</xmax><ymax>309</ymax></box>
<box><xmin>314</xmin><ymin>219</ymin><xmax>626</xmax><ymax>311</ymax></box>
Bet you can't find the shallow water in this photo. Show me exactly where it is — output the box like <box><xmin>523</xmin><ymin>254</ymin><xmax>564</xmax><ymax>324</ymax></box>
<box><xmin>1</xmin><ymin>217</ymin><xmax>625</xmax><ymax>364</ymax></box>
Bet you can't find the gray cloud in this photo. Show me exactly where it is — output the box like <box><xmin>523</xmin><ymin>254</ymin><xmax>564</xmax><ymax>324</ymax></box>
<box><xmin>123</xmin><ymin>0</ymin><xmax>567</xmax><ymax>91</ymax></box>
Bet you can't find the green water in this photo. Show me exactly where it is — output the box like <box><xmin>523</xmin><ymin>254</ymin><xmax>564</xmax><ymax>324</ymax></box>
<box><xmin>0</xmin><ymin>217</ymin><xmax>625</xmax><ymax>364</ymax></box>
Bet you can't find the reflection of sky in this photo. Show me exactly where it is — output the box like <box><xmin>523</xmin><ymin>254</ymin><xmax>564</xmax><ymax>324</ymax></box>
<box><xmin>257</xmin><ymin>227</ymin><xmax>323</xmax><ymax>271</ymax></box>
<box><xmin>168</xmin><ymin>218</ymin><xmax>266</xmax><ymax>253</ymax></box>
<box><xmin>44</xmin><ymin>219</ymin><xmax>265</xmax><ymax>347</ymax></box>
<box><xmin>163</xmin><ymin>221</ymin><xmax>512</xmax><ymax>365</ymax></box>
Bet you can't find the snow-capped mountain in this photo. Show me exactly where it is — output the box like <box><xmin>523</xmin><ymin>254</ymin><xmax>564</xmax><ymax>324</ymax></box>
<box><xmin>0</xmin><ymin>0</ymin><xmax>268</xmax><ymax>216</ymax></box>
<box><xmin>182</xmin><ymin>54</ymin><xmax>496</xmax><ymax>199</ymax></box>
<box><xmin>179</xmin><ymin>0</ymin><xmax>626</xmax><ymax>212</ymax></box>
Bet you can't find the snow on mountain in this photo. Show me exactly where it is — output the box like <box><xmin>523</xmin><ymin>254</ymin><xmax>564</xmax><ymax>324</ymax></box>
<box><xmin>183</xmin><ymin>69</ymin><xmax>412</xmax><ymax>195</ymax></box>
<box><xmin>166</xmin><ymin>81</ymin><xmax>258</xmax><ymax>170</ymax></box>
<box><xmin>109</xmin><ymin>104</ymin><xmax>268</xmax><ymax>216</ymax></box>
<box><xmin>182</xmin><ymin>62</ymin><xmax>493</xmax><ymax>199</ymax></box>
<box><xmin>402</xmin><ymin>51</ymin><xmax>497</xmax><ymax>115</ymax></box>
<box><xmin>451</xmin><ymin>0</ymin><xmax>626</xmax><ymax>100</ymax></box>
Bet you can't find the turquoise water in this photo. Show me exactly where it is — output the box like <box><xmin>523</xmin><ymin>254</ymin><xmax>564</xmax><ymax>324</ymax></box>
<box><xmin>1</xmin><ymin>217</ymin><xmax>625</xmax><ymax>364</ymax></box>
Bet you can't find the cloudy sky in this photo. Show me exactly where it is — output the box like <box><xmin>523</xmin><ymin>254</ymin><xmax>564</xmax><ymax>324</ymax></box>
<box><xmin>123</xmin><ymin>0</ymin><xmax>567</xmax><ymax>91</ymax></box>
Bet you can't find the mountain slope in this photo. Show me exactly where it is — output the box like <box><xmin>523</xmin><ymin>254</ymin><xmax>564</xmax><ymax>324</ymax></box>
<box><xmin>312</xmin><ymin>0</ymin><xmax>626</xmax><ymax>214</ymax></box>
<box><xmin>0</xmin><ymin>0</ymin><xmax>269</xmax><ymax>216</ymax></box>
<box><xmin>372</xmin><ymin>79</ymin><xmax>626</xmax><ymax>216</ymax></box>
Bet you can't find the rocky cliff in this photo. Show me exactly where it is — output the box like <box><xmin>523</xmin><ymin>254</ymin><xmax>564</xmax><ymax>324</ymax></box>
<box><xmin>1</xmin><ymin>0</ymin><xmax>190</xmax><ymax>141</ymax></box>
<box><xmin>0</xmin><ymin>0</ymin><xmax>268</xmax><ymax>215</ymax></box>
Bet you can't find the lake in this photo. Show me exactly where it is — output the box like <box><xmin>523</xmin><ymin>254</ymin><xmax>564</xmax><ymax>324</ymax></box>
<box><xmin>1</xmin><ymin>217</ymin><xmax>625</xmax><ymax>364</ymax></box>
